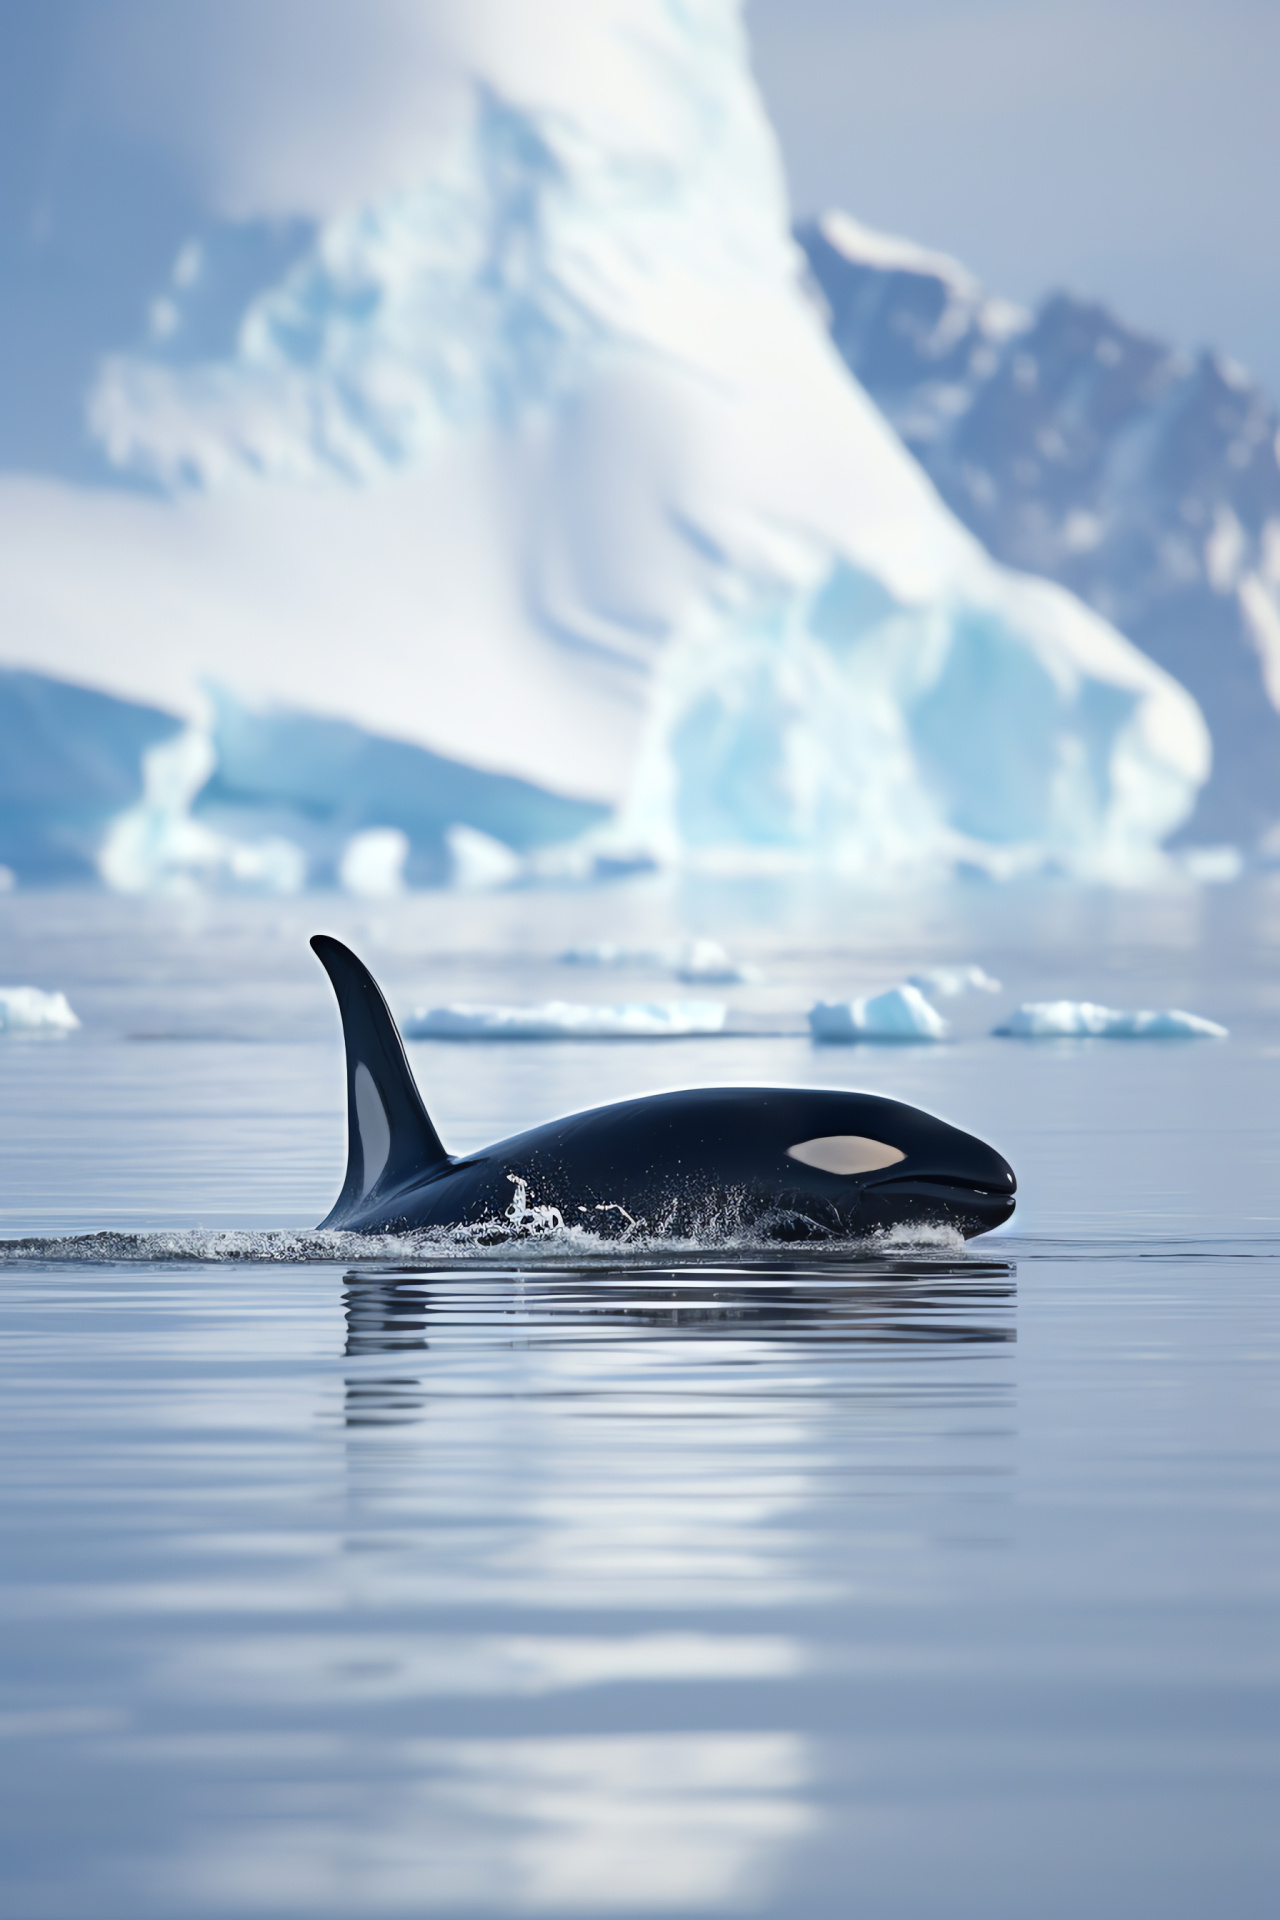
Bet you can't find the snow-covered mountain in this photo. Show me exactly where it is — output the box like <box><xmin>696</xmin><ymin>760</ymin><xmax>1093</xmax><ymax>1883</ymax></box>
<box><xmin>798</xmin><ymin>210</ymin><xmax>1280</xmax><ymax>849</ymax></box>
<box><xmin>0</xmin><ymin>1</ymin><xmax>1209</xmax><ymax>889</ymax></box>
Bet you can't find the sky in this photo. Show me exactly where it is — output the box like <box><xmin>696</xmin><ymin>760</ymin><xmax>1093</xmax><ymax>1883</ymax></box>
<box><xmin>747</xmin><ymin>0</ymin><xmax>1280</xmax><ymax>390</ymax></box>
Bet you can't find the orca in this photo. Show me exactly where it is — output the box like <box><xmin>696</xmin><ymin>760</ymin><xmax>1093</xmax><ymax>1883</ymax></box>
<box><xmin>311</xmin><ymin>935</ymin><xmax>1016</xmax><ymax>1242</ymax></box>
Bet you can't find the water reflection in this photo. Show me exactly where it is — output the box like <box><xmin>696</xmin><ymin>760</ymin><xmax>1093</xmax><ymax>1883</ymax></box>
<box><xmin>342</xmin><ymin>1258</ymin><xmax>1016</xmax><ymax>1429</ymax></box>
<box><xmin>0</xmin><ymin>1249</ymin><xmax>1020</xmax><ymax>1918</ymax></box>
<box><xmin>316</xmin><ymin>1260</ymin><xmax>1018</xmax><ymax>1909</ymax></box>
<box><xmin>162</xmin><ymin>1731</ymin><xmax>816</xmax><ymax>1915</ymax></box>
<box><xmin>317</xmin><ymin>1257</ymin><xmax>1018</xmax><ymax>1911</ymax></box>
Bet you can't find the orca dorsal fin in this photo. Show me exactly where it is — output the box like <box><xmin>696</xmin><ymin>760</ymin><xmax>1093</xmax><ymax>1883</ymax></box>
<box><xmin>311</xmin><ymin>935</ymin><xmax>448</xmax><ymax>1227</ymax></box>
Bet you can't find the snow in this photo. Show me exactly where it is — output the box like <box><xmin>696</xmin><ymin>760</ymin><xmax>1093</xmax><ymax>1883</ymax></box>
<box><xmin>800</xmin><ymin>214</ymin><xmax>1280</xmax><ymax>851</ymax></box>
<box><xmin>994</xmin><ymin>1002</ymin><xmax>1227</xmax><ymax>1039</ymax></box>
<box><xmin>0</xmin><ymin>988</ymin><xmax>80</xmax><ymax>1033</ymax></box>
<box><xmin>403</xmin><ymin>1000</ymin><xmax>728</xmax><ymax>1039</ymax></box>
<box><xmin>808</xmin><ymin>985</ymin><xmax>948</xmax><ymax>1043</ymax></box>
<box><xmin>0</xmin><ymin>2</ymin><xmax>1213</xmax><ymax>886</ymax></box>
<box><xmin>812</xmin><ymin>212</ymin><xmax>981</xmax><ymax>297</ymax></box>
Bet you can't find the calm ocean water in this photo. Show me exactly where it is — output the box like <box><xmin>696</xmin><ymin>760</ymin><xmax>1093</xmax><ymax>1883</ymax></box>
<box><xmin>0</xmin><ymin>880</ymin><xmax>1277</xmax><ymax>1918</ymax></box>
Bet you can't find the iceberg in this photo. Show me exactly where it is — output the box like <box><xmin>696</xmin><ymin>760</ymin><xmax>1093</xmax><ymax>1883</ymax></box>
<box><xmin>403</xmin><ymin>1001</ymin><xmax>728</xmax><ymax>1039</ymax></box>
<box><xmin>337</xmin><ymin>829</ymin><xmax>410</xmax><ymax>899</ymax></box>
<box><xmin>0</xmin><ymin>988</ymin><xmax>80</xmax><ymax>1033</ymax></box>
<box><xmin>994</xmin><ymin>1002</ymin><xmax>1227</xmax><ymax>1039</ymax></box>
<box><xmin>0</xmin><ymin>669</ymin><xmax>183</xmax><ymax>885</ymax></box>
<box><xmin>179</xmin><ymin>692</ymin><xmax>600</xmax><ymax>893</ymax></box>
<box><xmin>809</xmin><ymin>985</ymin><xmax>948</xmax><ymax>1043</ymax></box>
<box><xmin>97</xmin><ymin>727</ymin><xmax>309</xmax><ymax>896</ymax></box>
<box><xmin>444</xmin><ymin>825</ymin><xmax>523</xmax><ymax>891</ymax></box>
<box><xmin>0</xmin><ymin>671</ymin><xmax>604</xmax><ymax>892</ymax></box>
<box><xmin>0</xmin><ymin>2</ymin><xmax>1210</xmax><ymax>885</ymax></box>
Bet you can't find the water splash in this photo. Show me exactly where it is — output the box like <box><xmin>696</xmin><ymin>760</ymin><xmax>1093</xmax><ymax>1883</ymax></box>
<box><xmin>0</xmin><ymin>1215</ymin><xmax>969</xmax><ymax>1268</ymax></box>
<box><xmin>505</xmin><ymin>1173</ymin><xmax>565</xmax><ymax>1234</ymax></box>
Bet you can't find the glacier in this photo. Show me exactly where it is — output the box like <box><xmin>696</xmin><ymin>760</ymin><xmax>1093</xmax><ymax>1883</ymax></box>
<box><xmin>0</xmin><ymin>0</ymin><xmax>1212</xmax><ymax>887</ymax></box>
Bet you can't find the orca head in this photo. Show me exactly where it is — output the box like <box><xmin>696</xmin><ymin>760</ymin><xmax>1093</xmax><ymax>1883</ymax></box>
<box><xmin>767</xmin><ymin>1088</ymin><xmax>1016</xmax><ymax>1239</ymax></box>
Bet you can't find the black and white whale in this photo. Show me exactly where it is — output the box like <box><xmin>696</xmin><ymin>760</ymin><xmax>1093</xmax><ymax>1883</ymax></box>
<box><xmin>312</xmin><ymin>935</ymin><xmax>1017</xmax><ymax>1242</ymax></box>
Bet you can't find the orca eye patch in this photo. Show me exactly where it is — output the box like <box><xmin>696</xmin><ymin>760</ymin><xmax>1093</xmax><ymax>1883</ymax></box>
<box><xmin>786</xmin><ymin>1135</ymin><xmax>905</xmax><ymax>1176</ymax></box>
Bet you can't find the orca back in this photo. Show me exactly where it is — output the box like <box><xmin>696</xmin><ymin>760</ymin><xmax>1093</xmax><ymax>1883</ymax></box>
<box><xmin>311</xmin><ymin>934</ymin><xmax>448</xmax><ymax>1227</ymax></box>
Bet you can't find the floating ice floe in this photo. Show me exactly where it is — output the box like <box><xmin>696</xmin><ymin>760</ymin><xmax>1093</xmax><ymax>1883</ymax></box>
<box><xmin>559</xmin><ymin>939</ymin><xmax>760</xmax><ymax>983</ymax></box>
<box><xmin>0</xmin><ymin>987</ymin><xmax>80</xmax><ymax>1032</ymax></box>
<box><xmin>907</xmin><ymin>965</ymin><xmax>1002</xmax><ymax>998</ymax></box>
<box><xmin>560</xmin><ymin>943</ymin><xmax>659</xmax><ymax>967</ymax></box>
<box><xmin>994</xmin><ymin>1001</ymin><xmax>1227</xmax><ymax>1039</ymax></box>
<box><xmin>809</xmin><ymin>985</ymin><xmax>948</xmax><ymax>1043</ymax></box>
<box><xmin>404</xmin><ymin>1001</ymin><xmax>728</xmax><ymax>1039</ymax></box>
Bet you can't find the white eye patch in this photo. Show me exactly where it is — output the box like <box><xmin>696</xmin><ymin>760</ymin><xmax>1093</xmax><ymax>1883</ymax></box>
<box><xmin>786</xmin><ymin>1135</ymin><xmax>905</xmax><ymax>1176</ymax></box>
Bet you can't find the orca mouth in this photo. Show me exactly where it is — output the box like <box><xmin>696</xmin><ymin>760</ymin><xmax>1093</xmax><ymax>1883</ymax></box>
<box><xmin>858</xmin><ymin>1169</ymin><xmax>1016</xmax><ymax>1238</ymax></box>
<box><xmin>869</xmin><ymin>1173</ymin><xmax>1015</xmax><ymax>1198</ymax></box>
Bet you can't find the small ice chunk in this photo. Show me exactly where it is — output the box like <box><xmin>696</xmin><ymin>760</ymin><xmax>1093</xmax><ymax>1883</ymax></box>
<box><xmin>559</xmin><ymin>938</ymin><xmax>759</xmax><ymax>982</ymax></box>
<box><xmin>907</xmin><ymin>964</ymin><xmax>1002</xmax><ymax>998</ymax></box>
<box><xmin>673</xmin><ymin>939</ymin><xmax>760</xmax><ymax>984</ymax></box>
<box><xmin>994</xmin><ymin>1001</ymin><xmax>1227</xmax><ymax>1038</ymax></box>
<box><xmin>559</xmin><ymin>942</ymin><xmax>657</xmax><ymax>967</ymax></box>
<box><xmin>0</xmin><ymin>987</ymin><xmax>80</xmax><ymax>1032</ymax></box>
<box><xmin>809</xmin><ymin>985</ymin><xmax>949</xmax><ymax>1043</ymax></box>
<box><xmin>404</xmin><ymin>1000</ymin><xmax>728</xmax><ymax>1039</ymax></box>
